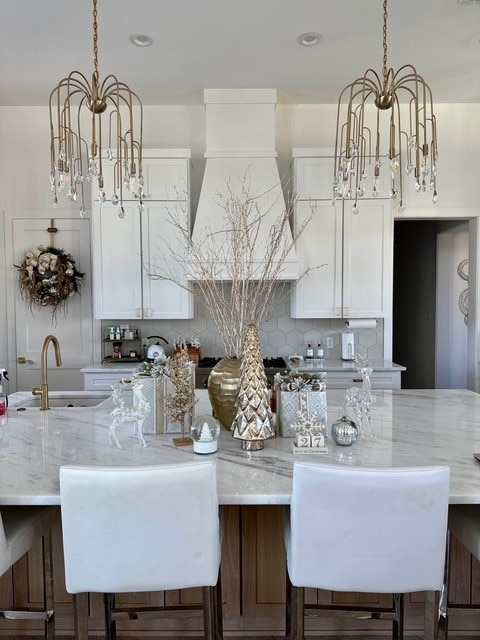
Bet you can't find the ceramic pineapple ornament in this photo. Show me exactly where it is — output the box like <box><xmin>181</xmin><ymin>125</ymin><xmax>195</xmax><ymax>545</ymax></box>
<box><xmin>232</xmin><ymin>324</ymin><xmax>275</xmax><ymax>450</ymax></box>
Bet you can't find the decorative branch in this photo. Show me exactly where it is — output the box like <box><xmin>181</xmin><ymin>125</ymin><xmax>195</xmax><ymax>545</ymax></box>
<box><xmin>164</xmin><ymin>346</ymin><xmax>196</xmax><ymax>439</ymax></box>
<box><xmin>147</xmin><ymin>175</ymin><xmax>320</xmax><ymax>357</ymax></box>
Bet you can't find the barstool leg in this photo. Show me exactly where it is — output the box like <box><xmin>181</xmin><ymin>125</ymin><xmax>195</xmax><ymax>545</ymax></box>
<box><xmin>286</xmin><ymin>573</ymin><xmax>304</xmax><ymax>640</ymax></box>
<box><xmin>73</xmin><ymin>593</ymin><xmax>89</xmax><ymax>640</ymax></box>
<box><xmin>203</xmin><ymin>585</ymin><xmax>216</xmax><ymax>640</ymax></box>
<box><xmin>104</xmin><ymin>593</ymin><xmax>116</xmax><ymax>640</ymax></box>
<box><xmin>215</xmin><ymin>572</ymin><xmax>223</xmax><ymax>640</ymax></box>
<box><xmin>42</xmin><ymin>528</ymin><xmax>55</xmax><ymax>640</ymax></box>
<box><xmin>425</xmin><ymin>590</ymin><xmax>441</xmax><ymax>640</ymax></box>
<box><xmin>392</xmin><ymin>593</ymin><xmax>404</xmax><ymax>640</ymax></box>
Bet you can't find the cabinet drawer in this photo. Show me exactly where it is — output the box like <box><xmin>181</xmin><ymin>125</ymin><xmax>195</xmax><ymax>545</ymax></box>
<box><xmin>325</xmin><ymin>371</ymin><xmax>402</xmax><ymax>389</ymax></box>
<box><xmin>83</xmin><ymin>372</ymin><xmax>135</xmax><ymax>391</ymax></box>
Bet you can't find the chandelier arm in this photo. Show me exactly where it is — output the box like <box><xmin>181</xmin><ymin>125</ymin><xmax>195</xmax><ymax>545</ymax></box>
<box><xmin>102</xmin><ymin>77</ymin><xmax>144</xmax><ymax>177</ymax></box>
<box><xmin>334</xmin><ymin>77</ymin><xmax>379</xmax><ymax>174</ymax></box>
<box><xmin>76</xmin><ymin>96</ymin><xmax>88</xmax><ymax>180</ymax></box>
<box><xmin>97</xmin><ymin>112</ymin><xmax>103</xmax><ymax>188</ymax></box>
<box><xmin>393</xmin><ymin>96</ymin><xmax>403</xmax><ymax>203</ymax></box>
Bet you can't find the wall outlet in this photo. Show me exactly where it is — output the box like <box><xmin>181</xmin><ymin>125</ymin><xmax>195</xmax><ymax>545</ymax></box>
<box><xmin>326</xmin><ymin>336</ymin><xmax>334</xmax><ymax>349</ymax></box>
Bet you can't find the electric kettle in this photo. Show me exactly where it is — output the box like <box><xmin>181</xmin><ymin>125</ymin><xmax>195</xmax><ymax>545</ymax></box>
<box><xmin>146</xmin><ymin>336</ymin><xmax>169</xmax><ymax>361</ymax></box>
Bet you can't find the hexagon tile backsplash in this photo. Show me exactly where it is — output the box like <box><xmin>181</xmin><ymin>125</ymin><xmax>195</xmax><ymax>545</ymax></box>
<box><xmin>103</xmin><ymin>292</ymin><xmax>384</xmax><ymax>361</ymax></box>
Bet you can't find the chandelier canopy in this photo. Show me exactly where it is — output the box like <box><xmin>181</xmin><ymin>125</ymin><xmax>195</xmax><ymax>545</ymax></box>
<box><xmin>333</xmin><ymin>0</ymin><xmax>438</xmax><ymax>214</ymax></box>
<box><xmin>49</xmin><ymin>0</ymin><xmax>143</xmax><ymax>218</ymax></box>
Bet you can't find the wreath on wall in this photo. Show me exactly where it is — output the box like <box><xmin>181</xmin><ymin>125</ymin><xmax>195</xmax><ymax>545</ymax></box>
<box><xmin>16</xmin><ymin>245</ymin><xmax>84</xmax><ymax>321</ymax></box>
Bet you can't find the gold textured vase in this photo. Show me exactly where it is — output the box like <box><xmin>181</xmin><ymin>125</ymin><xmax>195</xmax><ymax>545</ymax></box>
<box><xmin>207</xmin><ymin>357</ymin><xmax>242</xmax><ymax>430</ymax></box>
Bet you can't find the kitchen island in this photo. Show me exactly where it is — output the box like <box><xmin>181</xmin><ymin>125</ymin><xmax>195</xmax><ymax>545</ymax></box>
<box><xmin>2</xmin><ymin>388</ymin><xmax>480</xmax><ymax>637</ymax></box>
<box><xmin>4</xmin><ymin>387</ymin><xmax>480</xmax><ymax>505</ymax></box>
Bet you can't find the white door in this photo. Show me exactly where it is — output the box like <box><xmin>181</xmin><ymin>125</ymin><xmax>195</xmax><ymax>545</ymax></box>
<box><xmin>12</xmin><ymin>217</ymin><xmax>94</xmax><ymax>391</ymax></box>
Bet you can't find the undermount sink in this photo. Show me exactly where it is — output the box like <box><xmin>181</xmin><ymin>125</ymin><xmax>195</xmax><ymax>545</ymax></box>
<box><xmin>12</xmin><ymin>391</ymin><xmax>111</xmax><ymax>409</ymax></box>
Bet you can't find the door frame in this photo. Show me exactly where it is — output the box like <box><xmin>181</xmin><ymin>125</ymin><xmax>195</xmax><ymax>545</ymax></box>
<box><xmin>392</xmin><ymin>208</ymin><xmax>479</xmax><ymax>392</ymax></box>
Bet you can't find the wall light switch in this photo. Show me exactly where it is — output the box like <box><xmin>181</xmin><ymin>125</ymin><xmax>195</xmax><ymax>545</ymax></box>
<box><xmin>326</xmin><ymin>336</ymin><xmax>334</xmax><ymax>349</ymax></box>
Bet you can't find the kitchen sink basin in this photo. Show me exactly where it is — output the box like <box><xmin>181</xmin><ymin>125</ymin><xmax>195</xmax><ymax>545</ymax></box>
<box><xmin>11</xmin><ymin>391</ymin><xmax>111</xmax><ymax>409</ymax></box>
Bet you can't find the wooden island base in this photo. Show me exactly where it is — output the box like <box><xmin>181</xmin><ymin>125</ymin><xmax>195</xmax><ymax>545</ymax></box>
<box><xmin>0</xmin><ymin>506</ymin><xmax>479</xmax><ymax>637</ymax></box>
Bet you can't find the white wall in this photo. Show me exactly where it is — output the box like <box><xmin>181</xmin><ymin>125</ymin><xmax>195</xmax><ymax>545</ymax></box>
<box><xmin>436</xmin><ymin>222</ymin><xmax>469</xmax><ymax>388</ymax></box>
<box><xmin>1</xmin><ymin>103</ymin><xmax>479</xmax><ymax>386</ymax></box>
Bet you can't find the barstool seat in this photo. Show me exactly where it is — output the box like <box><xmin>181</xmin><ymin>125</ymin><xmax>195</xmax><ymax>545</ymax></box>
<box><xmin>0</xmin><ymin>505</ymin><xmax>59</xmax><ymax>638</ymax></box>
<box><xmin>285</xmin><ymin>462</ymin><xmax>450</xmax><ymax>640</ymax></box>
<box><xmin>60</xmin><ymin>462</ymin><xmax>222</xmax><ymax>640</ymax></box>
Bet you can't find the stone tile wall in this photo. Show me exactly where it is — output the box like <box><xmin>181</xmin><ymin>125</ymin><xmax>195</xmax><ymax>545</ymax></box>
<box><xmin>102</xmin><ymin>287</ymin><xmax>384</xmax><ymax>361</ymax></box>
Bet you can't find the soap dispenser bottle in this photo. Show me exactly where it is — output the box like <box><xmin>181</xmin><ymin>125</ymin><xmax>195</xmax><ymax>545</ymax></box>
<box><xmin>306</xmin><ymin>343</ymin><xmax>314</xmax><ymax>359</ymax></box>
<box><xmin>0</xmin><ymin>383</ymin><xmax>6</xmax><ymax>418</ymax></box>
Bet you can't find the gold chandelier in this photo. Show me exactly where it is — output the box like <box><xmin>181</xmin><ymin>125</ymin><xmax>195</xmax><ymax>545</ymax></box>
<box><xmin>333</xmin><ymin>0</ymin><xmax>438</xmax><ymax>213</ymax></box>
<box><xmin>49</xmin><ymin>0</ymin><xmax>143</xmax><ymax>218</ymax></box>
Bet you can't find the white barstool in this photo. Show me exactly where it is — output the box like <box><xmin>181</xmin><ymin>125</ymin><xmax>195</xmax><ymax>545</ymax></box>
<box><xmin>60</xmin><ymin>462</ymin><xmax>222</xmax><ymax>640</ymax></box>
<box><xmin>285</xmin><ymin>462</ymin><xmax>450</xmax><ymax>640</ymax></box>
<box><xmin>442</xmin><ymin>504</ymin><xmax>480</xmax><ymax>637</ymax></box>
<box><xmin>0</xmin><ymin>506</ymin><xmax>59</xmax><ymax>639</ymax></box>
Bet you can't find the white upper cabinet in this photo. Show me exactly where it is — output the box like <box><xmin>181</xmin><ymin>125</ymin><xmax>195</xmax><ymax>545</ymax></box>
<box><xmin>291</xmin><ymin>149</ymin><xmax>392</xmax><ymax>319</ymax></box>
<box><xmin>293</xmin><ymin>148</ymin><xmax>390</xmax><ymax>201</ymax></box>
<box><xmin>99</xmin><ymin>151</ymin><xmax>190</xmax><ymax>202</ymax></box>
<box><xmin>92</xmin><ymin>150</ymin><xmax>193</xmax><ymax>320</ymax></box>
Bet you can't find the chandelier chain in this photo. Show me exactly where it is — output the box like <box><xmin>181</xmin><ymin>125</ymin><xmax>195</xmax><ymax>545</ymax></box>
<box><xmin>382</xmin><ymin>0</ymin><xmax>388</xmax><ymax>85</ymax></box>
<box><xmin>93</xmin><ymin>0</ymin><xmax>99</xmax><ymax>78</ymax></box>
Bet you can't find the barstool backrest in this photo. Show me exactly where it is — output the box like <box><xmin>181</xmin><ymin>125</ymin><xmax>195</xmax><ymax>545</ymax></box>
<box><xmin>60</xmin><ymin>462</ymin><xmax>220</xmax><ymax>594</ymax></box>
<box><xmin>286</xmin><ymin>462</ymin><xmax>450</xmax><ymax>593</ymax></box>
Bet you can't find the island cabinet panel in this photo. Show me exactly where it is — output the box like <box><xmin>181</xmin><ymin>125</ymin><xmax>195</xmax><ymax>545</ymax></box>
<box><xmin>2</xmin><ymin>509</ymin><xmax>480</xmax><ymax>635</ymax></box>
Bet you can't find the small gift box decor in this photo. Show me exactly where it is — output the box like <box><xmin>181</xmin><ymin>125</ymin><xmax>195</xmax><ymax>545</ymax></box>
<box><xmin>275</xmin><ymin>371</ymin><xmax>327</xmax><ymax>438</ymax></box>
<box><xmin>134</xmin><ymin>358</ymin><xmax>195</xmax><ymax>434</ymax></box>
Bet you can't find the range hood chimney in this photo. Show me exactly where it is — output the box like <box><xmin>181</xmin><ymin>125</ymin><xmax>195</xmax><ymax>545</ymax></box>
<box><xmin>192</xmin><ymin>89</ymin><xmax>298</xmax><ymax>280</ymax></box>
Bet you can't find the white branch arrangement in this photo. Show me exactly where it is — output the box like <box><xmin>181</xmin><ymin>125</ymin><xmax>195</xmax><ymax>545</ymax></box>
<box><xmin>147</xmin><ymin>176</ymin><xmax>319</xmax><ymax>358</ymax></box>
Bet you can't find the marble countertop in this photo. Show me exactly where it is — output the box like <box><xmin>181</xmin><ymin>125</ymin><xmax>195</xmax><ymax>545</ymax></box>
<box><xmin>3</xmin><ymin>388</ymin><xmax>480</xmax><ymax>506</ymax></box>
<box><xmin>287</xmin><ymin>359</ymin><xmax>406</xmax><ymax>372</ymax></box>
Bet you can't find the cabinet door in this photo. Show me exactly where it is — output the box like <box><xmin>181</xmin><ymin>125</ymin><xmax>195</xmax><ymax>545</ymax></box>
<box><xmin>343</xmin><ymin>200</ymin><xmax>391</xmax><ymax>317</ymax></box>
<box><xmin>291</xmin><ymin>201</ymin><xmax>342</xmax><ymax>318</ymax></box>
<box><xmin>100</xmin><ymin>157</ymin><xmax>189</xmax><ymax>202</ymax></box>
<box><xmin>142</xmin><ymin>203</ymin><xmax>194</xmax><ymax>319</ymax></box>
<box><xmin>294</xmin><ymin>153</ymin><xmax>390</xmax><ymax>201</ymax></box>
<box><xmin>92</xmin><ymin>203</ymin><xmax>143</xmax><ymax>319</ymax></box>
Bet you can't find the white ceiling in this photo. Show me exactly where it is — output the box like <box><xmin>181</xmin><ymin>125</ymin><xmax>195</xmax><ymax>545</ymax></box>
<box><xmin>1</xmin><ymin>0</ymin><xmax>479</xmax><ymax>106</ymax></box>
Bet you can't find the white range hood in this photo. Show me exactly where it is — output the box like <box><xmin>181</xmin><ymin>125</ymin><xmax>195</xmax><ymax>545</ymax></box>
<box><xmin>192</xmin><ymin>89</ymin><xmax>298</xmax><ymax>280</ymax></box>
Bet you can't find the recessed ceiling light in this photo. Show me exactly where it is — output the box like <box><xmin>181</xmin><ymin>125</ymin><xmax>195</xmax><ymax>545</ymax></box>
<box><xmin>130</xmin><ymin>34</ymin><xmax>153</xmax><ymax>47</ymax></box>
<box><xmin>297</xmin><ymin>32</ymin><xmax>322</xmax><ymax>47</ymax></box>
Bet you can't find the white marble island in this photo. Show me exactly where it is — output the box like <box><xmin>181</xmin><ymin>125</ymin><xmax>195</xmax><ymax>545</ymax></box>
<box><xmin>4</xmin><ymin>388</ymin><xmax>480</xmax><ymax>505</ymax></box>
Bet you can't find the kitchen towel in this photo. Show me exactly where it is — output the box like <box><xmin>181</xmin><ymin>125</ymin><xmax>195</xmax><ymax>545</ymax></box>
<box><xmin>345</xmin><ymin>319</ymin><xmax>377</xmax><ymax>330</ymax></box>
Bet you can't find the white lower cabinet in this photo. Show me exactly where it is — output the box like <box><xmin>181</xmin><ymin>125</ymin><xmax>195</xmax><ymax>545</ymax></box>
<box><xmin>291</xmin><ymin>199</ymin><xmax>391</xmax><ymax>318</ymax></box>
<box><xmin>92</xmin><ymin>202</ymin><xmax>193</xmax><ymax>319</ymax></box>
<box><xmin>83</xmin><ymin>370</ymin><xmax>135</xmax><ymax>391</ymax></box>
<box><xmin>325</xmin><ymin>370</ymin><xmax>402</xmax><ymax>389</ymax></box>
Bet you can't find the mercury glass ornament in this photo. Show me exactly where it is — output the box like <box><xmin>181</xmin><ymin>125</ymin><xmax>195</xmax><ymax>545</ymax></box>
<box><xmin>191</xmin><ymin>414</ymin><xmax>221</xmax><ymax>454</ymax></box>
<box><xmin>331</xmin><ymin>415</ymin><xmax>358</xmax><ymax>446</ymax></box>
